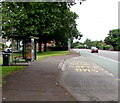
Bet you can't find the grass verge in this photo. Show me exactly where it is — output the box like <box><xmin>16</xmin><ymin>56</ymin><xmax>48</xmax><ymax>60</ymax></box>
<box><xmin>36</xmin><ymin>51</ymin><xmax>69</xmax><ymax>61</ymax></box>
<box><xmin>1</xmin><ymin>51</ymin><xmax>69</xmax><ymax>79</ymax></box>
<box><xmin>2</xmin><ymin>66</ymin><xmax>25</xmax><ymax>78</ymax></box>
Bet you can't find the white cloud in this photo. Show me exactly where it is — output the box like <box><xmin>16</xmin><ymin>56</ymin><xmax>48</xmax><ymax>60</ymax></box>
<box><xmin>70</xmin><ymin>0</ymin><xmax>119</xmax><ymax>42</ymax></box>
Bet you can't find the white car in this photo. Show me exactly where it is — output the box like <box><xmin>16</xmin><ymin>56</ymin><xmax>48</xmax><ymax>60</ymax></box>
<box><xmin>4</xmin><ymin>48</ymin><xmax>12</xmax><ymax>53</ymax></box>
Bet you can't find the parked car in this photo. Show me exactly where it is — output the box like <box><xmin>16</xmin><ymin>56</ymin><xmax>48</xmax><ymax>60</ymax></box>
<box><xmin>4</xmin><ymin>48</ymin><xmax>12</xmax><ymax>53</ymax></box>
<box><xmin>91</xmin><ymin>47</ymin><xmax>98</xmax><ymax>53</ymax></box>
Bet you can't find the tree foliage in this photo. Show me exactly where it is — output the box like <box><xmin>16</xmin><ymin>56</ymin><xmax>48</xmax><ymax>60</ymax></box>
<box><xmin>104</xmin><ymin>29</ymin><xmax>120</xmax><ymax>51</ymax></box>
<box><xmin>2</xmin><ymin>2</ymin><xmax>82</xmax><ymax>52</ymax></box>
<box><xmin>83</xmin><ymin>39</ymin><xmax>106</xmax><ymax>49</ymax></box>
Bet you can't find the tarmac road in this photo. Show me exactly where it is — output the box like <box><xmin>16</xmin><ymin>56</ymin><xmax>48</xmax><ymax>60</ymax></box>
<box><xmin>77</xmin><ymin>49</ymin><xmax>119</xmax><ymax>62</ymax></box>
<box><xmin>73</xmin><ymin>49</ymin><xmax>119</xmax><ymax>76</ymax></box>
<box><xmin>60</xmin><ymin>55</ymin><xmax>118</xmax><ymax>101</ymax></box>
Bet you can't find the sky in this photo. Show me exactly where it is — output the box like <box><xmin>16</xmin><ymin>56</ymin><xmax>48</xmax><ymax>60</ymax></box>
<box><xmin>70</xmin><ymin>0</ymin><xmax>119</xmax><ymax>43</ymax></box>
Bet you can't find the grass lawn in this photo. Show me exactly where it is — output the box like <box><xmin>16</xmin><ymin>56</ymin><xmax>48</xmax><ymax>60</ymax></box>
<box><xmin>2</xmin><ymin>66</ymin><xmax>25</xmax><ymax>78</ymax></box>
<box><xmin>1</xmin><ymin>51</ymin><xmax>69</xmax><ymax>79</ymax></box>
<box><xmin>36</xmin><ymin>51</ymin><xmax>69</xmax><ymax>60</ymax></box>
<box><xmin>0</xmin><ymin>58</ymin><xmax>26</xmax><ymax>78</ymax></box>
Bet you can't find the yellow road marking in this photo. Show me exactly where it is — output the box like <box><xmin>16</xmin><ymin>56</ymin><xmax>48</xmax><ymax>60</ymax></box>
<box><xmin>116</xmin><ymin>78</ymin><xmax>120</xmax><ymax>81</ymax></box>
<box><xmin>105</xmin><ymin>71</ymin><xmax>108</xmax><ymax>73</ymax></box>
<box><xmin>79</xmin><ymin>69</ymin><xmax>82</xmax><ymax>71</ymax></box>
<box><xmin>91</xmin><ymin>69</ymin><xmax>98</xmax><ymax>72</ymax></box>
<box><xmin>87</xmin><ymin>69</ymin><xmax>91</xmax><ymax>72</ymax></box>
<box><xmin>75</xmin><ymin>67</ymin><xmax>99</xmax><ymax>73</ymax></box>
<box><xmin>76</xmin><ymin>69</ymin><xmax>79</xmax><ymax>72</ymax></box>
<box><xmin>82</xmin><ymin>69</ymin><xmax>88</xmax><ymax>72</ymax></box>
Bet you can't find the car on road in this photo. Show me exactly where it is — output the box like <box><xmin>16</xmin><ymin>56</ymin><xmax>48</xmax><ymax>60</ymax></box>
<box><xmin>91</xmin><ymin>47</ymin><xmax>98</xmax><ymax>53</ymax></box>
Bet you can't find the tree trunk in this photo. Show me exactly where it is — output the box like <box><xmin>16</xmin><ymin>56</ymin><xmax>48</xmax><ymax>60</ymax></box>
<box><xmin>44</xmin><ymin>42</ymin><xmax>47</xmax><ymax>52</ymax></box>
<box><xmin>38</xmin><ymin>37</ymin><xmax>42</xmax><ymax>53</ymax></box>
<box><xmin>2</xmin><ymin>44</ymin><xmax>4</xmax><ymax>50</ymax></box>
<box><xmin>17</xmin><ymin>40</ymin><xmax>19</xmax><ymax>51</ymax></box>
<box><xmin>34</xmin><ymin>39</ymin><xmax>37</xmax><ymax>60</ymax></box>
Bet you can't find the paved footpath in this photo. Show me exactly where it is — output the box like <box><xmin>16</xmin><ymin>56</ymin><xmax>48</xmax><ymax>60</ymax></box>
<box><xmin>3</xmin><ymin>50</ymin><xmax>79</xmax><ymax>101</ymax></box>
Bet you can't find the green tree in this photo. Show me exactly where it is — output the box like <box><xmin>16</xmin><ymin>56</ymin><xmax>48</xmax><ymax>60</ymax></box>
<box><xmin>84</xmin><ymin>38</ymin><xmax>93</xmax><ymax>49</ymax></box>
<box><xmin>104</xmin><ymin>29</ymin><xmax>120</xmax><ymax>51</ymax></box>
<box><xmin>2</xmin><ymin>2</ymin><xmax>81</xmax><ymax>52</ymax></box>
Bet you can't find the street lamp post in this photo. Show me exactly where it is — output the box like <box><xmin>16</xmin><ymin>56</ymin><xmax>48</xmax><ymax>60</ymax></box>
<box><xmin>11</xmin><ymin>28</ymin><xmax>16</xmax><ymax>62</ymax></box>
<box><xmin>68</xmin><ymin>39</ymin><xmax>71</xmax><ymax>51</ymax></box>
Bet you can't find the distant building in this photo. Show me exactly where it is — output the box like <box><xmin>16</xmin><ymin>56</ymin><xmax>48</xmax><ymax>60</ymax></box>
<box><xmin>36</xmin><ymin>41</ymin><xmax>56</xmax><ymax>51</ymax></box>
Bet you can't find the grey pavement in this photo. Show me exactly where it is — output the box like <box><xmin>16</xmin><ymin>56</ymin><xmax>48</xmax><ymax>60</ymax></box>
<box><xmin>2</xmin><ymin>50</ymin><xmax>79</xmax><ymax>101</ymax></box>
<box><xmin>60</xmin><ymin>55</ymin><xmax>119</xmax><ymax>101</ymax></box>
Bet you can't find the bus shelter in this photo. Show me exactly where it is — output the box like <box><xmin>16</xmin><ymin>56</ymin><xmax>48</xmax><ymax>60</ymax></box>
<box><xmin>8</xmin><ymin>36</ymin><xmax>37</xmax><ymax>66</ymax></box>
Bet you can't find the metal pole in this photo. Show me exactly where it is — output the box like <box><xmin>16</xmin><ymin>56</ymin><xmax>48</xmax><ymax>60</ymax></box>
<box><xmin>11</xmin><ymin>39</ymin><xmax>13</xmax><ymax>62</ymax></box>
<box><xmin>68</xmin><ymin>39</ymin><xmax>71</xmax><ymax>51</ymax></box>
<box><xmin>34</xmin><ymin>39</ymin><xmax>37</xmax><ymax>60</ymax></box>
